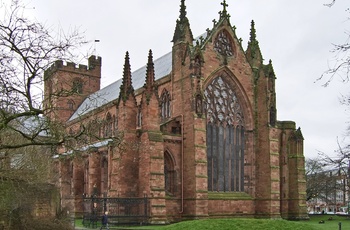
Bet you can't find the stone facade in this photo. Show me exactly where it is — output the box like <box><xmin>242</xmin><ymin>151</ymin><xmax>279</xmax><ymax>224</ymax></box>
<box><xmin>44</xmin><ymin>0</ymin><xmax>308</xmax><ymax>223</ymax></box>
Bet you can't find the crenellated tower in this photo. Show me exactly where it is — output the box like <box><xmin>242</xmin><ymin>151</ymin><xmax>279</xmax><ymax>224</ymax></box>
<box><xmin>43</xmin><ymin>56</ymin><xmax>101</xmax><ymax>122</ymax></box>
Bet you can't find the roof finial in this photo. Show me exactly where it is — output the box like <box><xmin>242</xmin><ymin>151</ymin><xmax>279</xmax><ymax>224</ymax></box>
<box><xmin>221</xmin><ymin>0</ymin><xmax>228</xmax><ymax>17</ymax></box>
<box><xmin>119</xmin><ymin>51</ymin><xmax>134</xmax><ymax>102</ymax></box>
<box><xmin>221</xmin><ymin>0</ymin><xmax>228</xmax><ymax>12</ymax></box>
<box><xmin>122</xmin><ymin>51</ymin><xmax>132</xmax><ymax>89</ymax></box>
<box><xmin>172</xmin><ymin>0</ymin><xmax>193</xmax><ymax>43</ymax></box>
<box><xmin>250</xmin><ymin>20</ymin><xmax>256</xmax><ymax>42</ymax></box>
<box><xmin>179</xmin><ymin>0</ymin><xmax>187</xmax><ymax>22</ymax></box>
<box><xmin>145</xmin><ymin>49</ymin><xmax>155</xmax><ymax>91</ymax></box>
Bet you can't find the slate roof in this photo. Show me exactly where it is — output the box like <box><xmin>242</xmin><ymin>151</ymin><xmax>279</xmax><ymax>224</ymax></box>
<box><xmin>69</xmin><ymin>51</ymin><xmax>172</xmax><ymax>121</ymax></box>
<box><xmin>69</xmin><ymin>33</ymin><xmax>208</xmax><ymax>122</ymax></box>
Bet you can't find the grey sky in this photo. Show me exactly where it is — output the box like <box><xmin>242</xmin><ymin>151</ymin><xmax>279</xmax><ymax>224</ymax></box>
<box><xmin>23</xmin><ymin>0</ymin><xmax>350</xmax><ymax>159</ymax></box>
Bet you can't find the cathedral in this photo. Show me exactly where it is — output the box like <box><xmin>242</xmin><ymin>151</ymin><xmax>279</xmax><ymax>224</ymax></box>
<box><xmin>44</xmin><ymin>0</ymin><xmax>308</xmax><ymax>223</ymax></box>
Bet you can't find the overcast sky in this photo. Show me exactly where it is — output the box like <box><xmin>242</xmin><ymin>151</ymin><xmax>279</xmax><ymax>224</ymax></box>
<box><xmin>17</xmin><ymin>0</ymin><xmax>350</xmax><ymax>159</ymax></box>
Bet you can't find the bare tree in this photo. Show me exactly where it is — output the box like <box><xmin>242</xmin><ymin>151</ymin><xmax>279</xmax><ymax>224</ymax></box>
<box><xmin>320</xmin><ymin>0</ymin><xmax>350</xmax><ymax>86</ymax></box>
<box><xmin>0</xmin><ymin>2</ymin><xmax>121</xmax><ymax>226</ymax></box>
<box><xmin>324</xmin><ymin>0</ymin><xmax>336</xmax><ymax>7</ymax></box>
<box><xmin>0</xmin><ymin>131</ymin><xmax>70</xmax><ymax>229</ymax></box>
<box><xmin>0</xmin><ymin>0</ymin><xmax>88</xmax><ymax>150</ymax></box>
<box><xmin>315</xmin><ymin>0</ymin><xmax>350</xmax><ymax>182</ymax></box>
<box><xmin>305</xmin><ymin>158</ymin><xmax>326</xmax><ymax>201</ymax></box>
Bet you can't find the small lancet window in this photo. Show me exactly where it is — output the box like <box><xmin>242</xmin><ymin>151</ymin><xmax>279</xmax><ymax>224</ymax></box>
<box><xmin>161</xmin><ymin>89</ymin><xmax>171</xmax><ymax>119</ymax></box>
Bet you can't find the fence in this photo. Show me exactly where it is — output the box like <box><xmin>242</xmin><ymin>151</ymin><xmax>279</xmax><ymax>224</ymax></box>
<box><xmin>82</xmin><ymin>195</ymin><xmax>149</xmax><ymax>227</ymax></box>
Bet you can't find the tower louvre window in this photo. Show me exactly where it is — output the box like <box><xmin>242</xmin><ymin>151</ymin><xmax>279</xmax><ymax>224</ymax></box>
<box><xmin>72</xmin><ymin>78</ymin><xmax>83</xmax><ymax>94</ymax></box>
<box><xmin>204</xmin><ymin>76</ymin><xmax>245</xmax><ymax>192</ymax></box>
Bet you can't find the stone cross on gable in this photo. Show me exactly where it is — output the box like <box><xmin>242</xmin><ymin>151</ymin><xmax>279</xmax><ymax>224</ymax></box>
<box><xmin>221</xmin><ymin>0</ymin><xmax>228</xmax><ymax>12</ymax></box>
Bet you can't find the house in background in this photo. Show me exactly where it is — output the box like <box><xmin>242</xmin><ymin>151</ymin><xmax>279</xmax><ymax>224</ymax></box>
<box><xmin>43</xmin><ymin>0</ymin><xmax>308</xmax><ymax>223</ymax></box>
<box><xmin>307</xmin><ymin>168</ymin><xmax>349</xmax><ymax>215</ymax></box>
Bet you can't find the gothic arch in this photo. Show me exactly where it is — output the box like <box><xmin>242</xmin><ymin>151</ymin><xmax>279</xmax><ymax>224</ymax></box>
<box><xmin>164</xmin><ymin>150</ymin><xmax>176</xmax><ymax>195</ymax></box>
<box><xmin>105</xmin><ymin>112</ymin><xmax>112</xmax><ymax>137</ymax></box>
<box><xmin>213</xmin><ymin>29</ymin><xmax>235</xmax><ymax>57</ymax></box>
<box><xmin>204</xmin><ymin>69</ymin><xmax>253</xmax><ymax>192</ymax></box>
<box><xmin>160</xmin><ymin>89</ymin><xmax>171</xmax><ymax>120</ymax></box>
<box><xmin>204</xmin><ymin>68</ymin><xmax>253</xmax><ymax>128</ymax></box>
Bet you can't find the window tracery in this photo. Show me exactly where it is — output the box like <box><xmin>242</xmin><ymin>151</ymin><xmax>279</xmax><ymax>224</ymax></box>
<box><xmin>204</xmin><ymin>76</ymin><xmax>245</xmax><ymax>192</ymax></box>
<box><xmin>214</xmin><ymin>30</ymin><xmax>234</xmax><ymax>57</ymax></box>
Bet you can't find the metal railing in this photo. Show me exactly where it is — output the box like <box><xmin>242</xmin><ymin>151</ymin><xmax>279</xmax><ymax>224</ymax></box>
<box><xmin>82</xmin><ymin>195</ymin><xmax>149</xmax><ymax>227</ymax></box>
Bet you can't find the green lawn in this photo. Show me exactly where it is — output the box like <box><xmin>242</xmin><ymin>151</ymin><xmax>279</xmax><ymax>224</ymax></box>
<box><xmin>75</xmin><ymin>215</ymin><xmax>350</xmax><ymax>230</ymax></box>
<box><xmin>304</xmin><ymin>214</ymin><xmax>349</xmax><ymax>230</ymax></box>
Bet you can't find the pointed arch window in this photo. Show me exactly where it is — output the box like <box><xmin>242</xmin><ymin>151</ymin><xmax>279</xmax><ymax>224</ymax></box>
<box><xmin>214</xmin><ymin>30</ymin><xmax>234</xmax><ymax>57</ymax></box>
<box><xmin>164</xmin><ymin>151</ymin><xmax>176</xmax><ymax>195</ymax></box>
<box><xmin>204</xmin><ymin>76</ymin><xmax>245</xmax><ymax>192</ymax></box>
<box><xmin>161</xmin><ymin>89</ymin><xmax>171</xmax><ymax>119</ymax></box>
<box><xmin>105</xmin><ymin>113</ymin><xmax>112</xmax><ymax>137</ymax></box>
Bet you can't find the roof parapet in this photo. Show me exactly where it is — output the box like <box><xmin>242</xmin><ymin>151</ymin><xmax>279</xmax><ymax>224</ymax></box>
<box><xmin>44</xmin><ymin>55</ymin><xmax>101</xmax><ymax>79</ymax></box>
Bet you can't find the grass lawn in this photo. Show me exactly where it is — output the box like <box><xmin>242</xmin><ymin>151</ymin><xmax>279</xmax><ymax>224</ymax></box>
<box><xmin>75</xmin><ymin>215</ymin><xmax>350</xmax><ymax>229</ymax></box>
<box><xmin>304</xmin><ymin>214</ymin><xmax>350</xmax><ymax>230</ymax></box>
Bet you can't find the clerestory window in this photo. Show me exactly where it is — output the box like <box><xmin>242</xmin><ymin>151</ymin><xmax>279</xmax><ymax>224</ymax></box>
<box><xmin>105</xmin><ymin>113</ymin><xmax>112</xmax><ymax>137</ymax></box>
<box><xmin>161</xmin><ymin>89</ymin><xmax>171</xmax><ymax>119</ymax></box>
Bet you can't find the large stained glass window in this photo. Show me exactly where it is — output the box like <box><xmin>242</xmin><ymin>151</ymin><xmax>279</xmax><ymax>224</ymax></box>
<box><xmin>204</xmin><ymin>76</ymin><xmax>245</xmax><ymax>192</ymax></box>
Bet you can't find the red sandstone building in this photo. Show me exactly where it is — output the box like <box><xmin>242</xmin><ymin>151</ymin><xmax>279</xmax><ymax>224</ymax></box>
<box><xmin>44</xmin><ymin>0</ymin><xmax>308</xmax><ymax>223</ymax></box>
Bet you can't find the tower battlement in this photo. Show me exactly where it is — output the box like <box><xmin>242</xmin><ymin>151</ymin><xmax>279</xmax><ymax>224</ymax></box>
<box><xmin>44</xmin><ymin>55</ymin><xmax>101</xmax><ymax>79</ymax></box>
